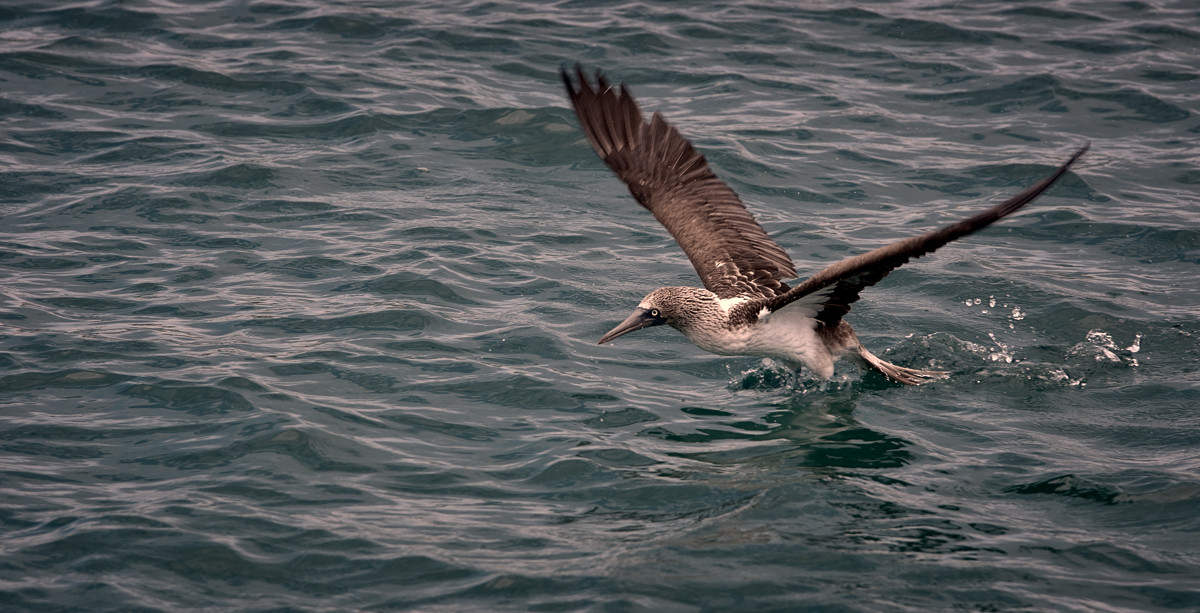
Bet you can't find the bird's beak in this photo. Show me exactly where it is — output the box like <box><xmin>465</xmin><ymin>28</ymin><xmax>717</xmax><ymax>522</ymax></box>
<box><xmin>598</xmin><ymin>308</ymin><xmax>665</xmax><ymax>345</ymax></box>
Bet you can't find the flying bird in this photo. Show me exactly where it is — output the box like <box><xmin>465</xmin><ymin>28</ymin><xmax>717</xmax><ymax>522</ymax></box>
<box><xmin>561</xmin><ymin>65</ymin><xmax>1088</xmax><ymax>385</ymax></box>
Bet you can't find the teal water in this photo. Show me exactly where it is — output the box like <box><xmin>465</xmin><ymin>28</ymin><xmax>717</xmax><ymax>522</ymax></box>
<box><xmin>2</xmin><ymin>1</ymin><xmax>1199</xmax><ymax>611</ymax></box>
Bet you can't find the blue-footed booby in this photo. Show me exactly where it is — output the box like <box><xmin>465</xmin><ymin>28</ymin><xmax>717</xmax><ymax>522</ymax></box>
<box><xmin>561</xmin><ymin>65</ymin><xmax>1088</xmax><ymax>385</ymax></box>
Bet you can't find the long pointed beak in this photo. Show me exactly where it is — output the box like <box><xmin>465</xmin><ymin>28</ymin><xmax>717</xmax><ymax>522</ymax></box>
<box><xmin>597</xmin><ymin>308</ymin><xmax>664</xmax><ymax>345</ymax></box>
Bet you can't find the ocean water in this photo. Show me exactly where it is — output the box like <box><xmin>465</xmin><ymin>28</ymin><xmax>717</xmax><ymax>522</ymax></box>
<box><xmin>2</xmin><ymin>0</ymin><xmax>1199</xmax><ymax>610</ymax></box>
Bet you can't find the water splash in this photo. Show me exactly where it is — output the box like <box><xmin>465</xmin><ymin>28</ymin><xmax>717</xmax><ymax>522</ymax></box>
<box><xmin>986</xmin><ymin>332</ymin><xmax>1013</xmax><ymax>363</ymax></box>
<box><xmin>1044</xmin><ymin>368</ymin><xmax>1085</xmax><ymax>387</ymax></box>
<box><xmin>965</xmin><ymin>295</ymin><xmax>1025</xmax><ymax>328</ymax></box>
<box><xmin>1125</xmin><ymin>333</ymin><xmax>1142</xmax><ymax>354</ymax></box>
<box><xmin>1069</xmin><ymin>330</ymin><xmax>1143</xmax><ymax>368</ymax></box>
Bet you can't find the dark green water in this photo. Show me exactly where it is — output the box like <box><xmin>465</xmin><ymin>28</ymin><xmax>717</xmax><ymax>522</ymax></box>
<box><xmin>2</xmin><ymin>1</ymin><xmax>1199</xmax><ymax>611</ymax></box>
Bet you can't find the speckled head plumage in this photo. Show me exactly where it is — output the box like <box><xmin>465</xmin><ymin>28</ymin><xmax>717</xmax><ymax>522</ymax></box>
<box><xmin>599</xmin><ymin>286</ymin><xmax>724</xmax><ymax>345</ymax></box>
<box><xmin>638</xmin><ymin>287</ymin><xmax>726</xmax><ymax>329</ymax></box>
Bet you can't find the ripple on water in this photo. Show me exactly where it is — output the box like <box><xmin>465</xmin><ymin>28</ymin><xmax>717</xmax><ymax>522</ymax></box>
<box><xmin>1</xmin><ymin>0</ymin><xmax>1198</xmax><ymax>611</ymax></box>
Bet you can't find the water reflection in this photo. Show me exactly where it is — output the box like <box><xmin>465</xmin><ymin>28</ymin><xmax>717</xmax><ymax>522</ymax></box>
<box><xmin>625</xmin><ymin>366</ymin><xmax>915</xmax><ymax>471</ymax></box>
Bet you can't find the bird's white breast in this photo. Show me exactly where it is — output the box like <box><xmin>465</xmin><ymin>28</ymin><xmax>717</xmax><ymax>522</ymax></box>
<box><xmin>745</xmin><ymin>308</ymin><xmax>823</xmax><ymax>358</ymax></box>
<box><xmin>680</xmin><ymin>301</ymin><xmax>838</xmax><ymax>378</ymax></box>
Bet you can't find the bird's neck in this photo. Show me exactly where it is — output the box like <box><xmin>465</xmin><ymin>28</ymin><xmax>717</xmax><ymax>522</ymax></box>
<box><xmin>668</xmin><ymin>288</ymin><xmax>756</xmax><ymax>333</ymax></box>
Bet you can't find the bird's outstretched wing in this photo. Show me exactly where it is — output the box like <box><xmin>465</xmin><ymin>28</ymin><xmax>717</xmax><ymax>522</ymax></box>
<box><xmin>759</xmin><ymin>144</ymin><xmax>1090</xmax><ymax>326</ymax></box>
<box><xmin>562</xmin><ymin>65</ymin><xmax>796</xmax><ymax>299</ymax></box>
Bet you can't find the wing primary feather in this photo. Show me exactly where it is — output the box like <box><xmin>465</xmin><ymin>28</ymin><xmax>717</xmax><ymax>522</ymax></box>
<box><xmin>561</xmin><ymin>65</ymin><xmax>798</xmax><ymax>299</ymax></box>
<box><xmin>763</xmin><ymin>143</ymin><xmax>1090</xmax><ymax>325</ymax></box>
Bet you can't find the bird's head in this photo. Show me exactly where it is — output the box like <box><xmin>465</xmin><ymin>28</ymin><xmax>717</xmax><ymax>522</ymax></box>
<box><xmin>597</xmin><ymin>287</ymin><xmax>710</xmax><ymax>345</ymax></box>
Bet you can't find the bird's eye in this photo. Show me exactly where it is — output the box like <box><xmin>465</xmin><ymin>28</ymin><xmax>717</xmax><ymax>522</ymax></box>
<box><xmin>650</xmin><ymin>309</ymin><xmax>660</xmax><ymax>317</ymax></box>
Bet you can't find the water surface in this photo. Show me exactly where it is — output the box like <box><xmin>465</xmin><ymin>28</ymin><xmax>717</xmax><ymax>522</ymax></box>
<box><xmin>2</xmin><ymin>1</ymin><xmax>1199</xmax><ymax>611</ymax></box>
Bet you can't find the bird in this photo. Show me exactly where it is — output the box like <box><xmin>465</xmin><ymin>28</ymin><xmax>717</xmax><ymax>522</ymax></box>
<box><xmin>560</xmin><ymin>65</ymin><xmax>1088</xmax><ymax>385</ymax></box>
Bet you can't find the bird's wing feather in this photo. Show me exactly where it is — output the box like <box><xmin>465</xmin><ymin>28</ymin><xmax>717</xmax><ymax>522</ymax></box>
<box><xmin>562</xmin><ymin>65</ymin><xmax>796</xmax><ymax>299</ymax></box>
<box><xmin>761</xmin><ymin>143</ymin><xmax>1090</xmax><ymax>326</ymax></box>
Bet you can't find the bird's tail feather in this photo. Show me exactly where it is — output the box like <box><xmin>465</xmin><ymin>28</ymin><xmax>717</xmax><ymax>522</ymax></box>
<box><xmin>857</xmin><ymin>347</ymin><xmax>948</xmax><ymax>386</ymax></box>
